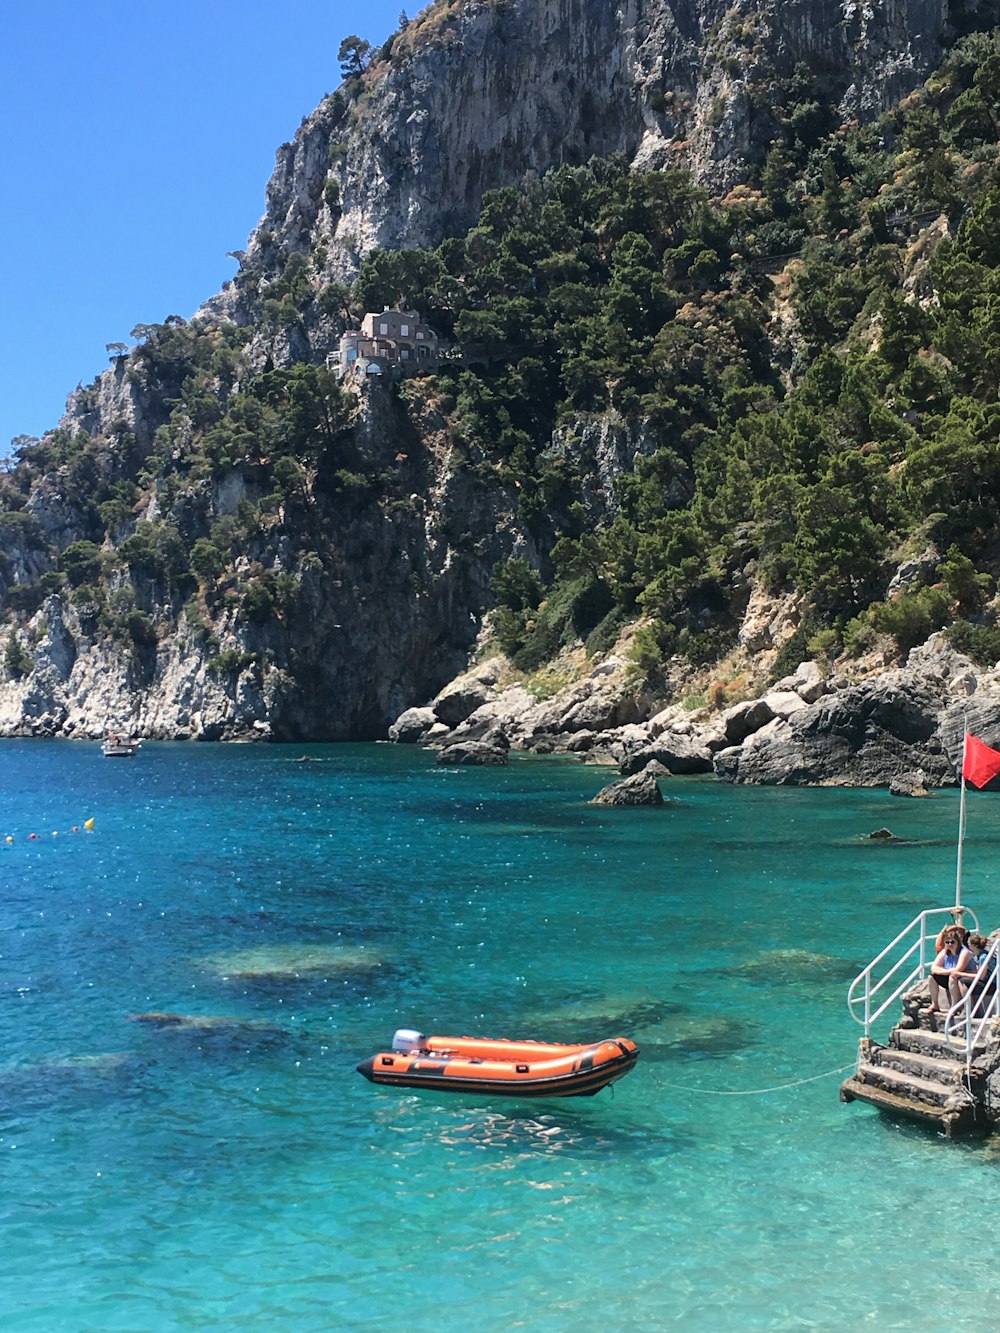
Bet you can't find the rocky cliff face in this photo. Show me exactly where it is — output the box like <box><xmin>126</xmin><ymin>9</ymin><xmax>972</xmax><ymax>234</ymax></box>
<box><xmin>5</xmin><ymin>0</ymin><xmax>1000</xmax><ymax>762</ymax></box>
<box><xmin>55</xmin><ymin>0</ymin><xmax>999</xmax><ymax>445</ymax></box>
<box><xmin>0</xmin><ymin>382</ymin><xmax>532</xmax><ymax>741</ymax></box>
<box><xmin>209</xmin><ymin>0</ymin><xmax>990</xmax><ymax>322</ymax></box>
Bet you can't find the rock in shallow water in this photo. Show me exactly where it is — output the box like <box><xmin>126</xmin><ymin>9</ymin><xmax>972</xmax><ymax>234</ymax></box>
<box><xmin>591</xmin><ymin>772</ymin><xmax>663</xmax><ymax>806</ymax></box>
<box><xmin>436</xmin><ymin>740</ymin><xmax>508</xmax><ymax>766</ymax></box>
<box><xmin>889</xmin><ymin>770</ymin><xmax>929</xmax><ymax>797</ymax></box>
<box><xmin>129</xmin><ymin>1013</ymin><xmax>291</xmax><ymax>1051</ymax></box>
<box><xmin>200</xmin><ymin>943</ymin><xmax>383</xmax><ymax>981</ymax></box>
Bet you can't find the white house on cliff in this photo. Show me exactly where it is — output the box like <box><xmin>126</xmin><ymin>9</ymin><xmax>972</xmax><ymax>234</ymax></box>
<box><xmin>331</xmin><ymin>308</ymin><xmax>443</xmax><ymax>380</ymax></box>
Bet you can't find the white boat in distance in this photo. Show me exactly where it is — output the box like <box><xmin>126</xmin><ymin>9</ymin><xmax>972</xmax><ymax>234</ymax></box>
<box><xmin>101</xmin><ymin>735</ymin><xmax>141</xmax><ymax>757</ymax></box>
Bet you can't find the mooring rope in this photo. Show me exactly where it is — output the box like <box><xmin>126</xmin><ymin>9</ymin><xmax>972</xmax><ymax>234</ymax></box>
<box><xmin>646</xmin><ymin>1061</ymin><xmax>858</xmax><ymax>1096</ymax></box>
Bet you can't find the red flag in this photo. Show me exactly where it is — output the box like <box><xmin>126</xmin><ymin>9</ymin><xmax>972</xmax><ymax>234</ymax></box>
<box><xmin>963</xmin><ymin>733</ymin><xmax>1000</xmax><ymax>788</ymax></box>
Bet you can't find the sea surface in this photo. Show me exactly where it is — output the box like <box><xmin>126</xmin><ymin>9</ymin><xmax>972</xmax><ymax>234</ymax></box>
<box><xmin>2</xmin><ymin>739</ymin><xmax>999</xmax><ymax>1331</ymax></box>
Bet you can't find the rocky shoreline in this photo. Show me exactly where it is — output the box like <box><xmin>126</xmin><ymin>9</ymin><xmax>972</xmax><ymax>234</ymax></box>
<box><xmin>388</xmin><ymin>635</ymin><xmax>1000</xmax><ymax>791</ymax></box>
<box><xmin>5</xmin><ymin>599</ymin><xmax>1000</xmax><ymax>794</ymax></box>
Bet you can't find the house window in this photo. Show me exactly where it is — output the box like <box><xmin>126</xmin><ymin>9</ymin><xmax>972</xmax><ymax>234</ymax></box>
<box><xmin>401</xmin><ymin>348</ymin><xmax>410</xmax><ymax>360</ymax></box>
<box><xmin>400</xmin><ymin>324</ymin><xmax>409</xmax><ymax>336</ymax></box>
<box><xmin>416</xmin><ymin>331</ymin><xmax>424</xmax><ymax>340</ymax></box>
<box><xmin>380</xmin><ymin>322</ymin><xmax>388</xmax><ymax>335</ymax></box>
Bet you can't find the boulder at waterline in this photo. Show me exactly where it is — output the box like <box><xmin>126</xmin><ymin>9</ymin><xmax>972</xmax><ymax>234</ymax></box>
<box><xmin>889</xmin><ymin>770</ymin><xmax>930</xmax><ymax>796</ymax></box>
<box><xmin>436</xmin><ymin>740</ymin><xmax>508</xmax><ymax>766</ymax></box>
<box><xmin>388</xmin><ymin>706</ymin><xmax>436</xmax><ymax>744</ymax></box>
<box><xmin>591</xmin><ymin>772</ymin><xmax>663</xmax><ymax>806</ymax></box>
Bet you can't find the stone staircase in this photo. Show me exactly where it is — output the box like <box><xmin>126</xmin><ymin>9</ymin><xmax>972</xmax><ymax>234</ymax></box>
<box><xmin>840</xmin><ymin>1004</ymin><xmax>989</xmax><ymax>1137</ymax></box>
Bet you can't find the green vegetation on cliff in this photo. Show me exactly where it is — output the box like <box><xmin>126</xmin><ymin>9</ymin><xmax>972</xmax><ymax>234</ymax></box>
<box><xmin>353</xmin><ymin>29</ymin><xmax>1000</xmax><ymax>674</ymax></box>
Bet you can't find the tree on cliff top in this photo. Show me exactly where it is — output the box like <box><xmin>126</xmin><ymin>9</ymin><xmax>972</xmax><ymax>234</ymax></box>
<box><xmin>338</xmin><ymin>36</ymin><xmax>371</xmax><ymax>80</ymax></box>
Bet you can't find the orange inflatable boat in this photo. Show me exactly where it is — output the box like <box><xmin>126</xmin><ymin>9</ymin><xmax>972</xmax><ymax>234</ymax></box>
<box><xmin>356</xmin><ymin>1029</ymin><xmax>639</xmax><ymax>1098</ymax></box>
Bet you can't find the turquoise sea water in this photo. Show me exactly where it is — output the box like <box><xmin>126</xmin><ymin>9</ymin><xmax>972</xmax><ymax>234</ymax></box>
<box><xmin>2</xmin><ymin>739</ymin><xmax>1000</xmax><ymax>1331</ymax></box>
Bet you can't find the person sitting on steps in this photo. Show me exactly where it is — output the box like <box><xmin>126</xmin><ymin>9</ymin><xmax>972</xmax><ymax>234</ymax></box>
<box><xmin>925</xmin><ymin>928</ymin><xmax>965</xmax><ymax>1014</ymax></box>
<box><xmin>953</xmin><ymin>933</ymin><xmax>997</xmax><ymax>1016</ymax></box>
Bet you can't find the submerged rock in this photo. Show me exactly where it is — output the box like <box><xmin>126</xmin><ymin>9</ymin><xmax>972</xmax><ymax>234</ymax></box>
<box><xmin>631</xmin><ymin>1016</ymin><xmax>757</xmax><ymax>1062</ymax></box>
<box><xmin>131</xmin><ymin>1012</ymin><xmax>283</xmax><ymax>1033</ymax></box>
<box><xmin>0</xmin><ymin>1051</ymin><xmax>146</xmax><ymax>1112</ymax></box>
<box><xmin>129</xmin><ymin>1012</ymin><xmax>290</xmax><ymax>1050</ymax></box>
<box><xmin>201</xmin><ymin>943</ymin><xmax>383</xmax><ymax>982</ymax></box>
<box><xmin>735</xmin><ymin>948</ymin><xmax>860</xmax><ymax>982</ymax></box>
<box><xmin>528</xmin><ymin>997</ymin><xmax>684</xmax><ymax>1035</ymax></box>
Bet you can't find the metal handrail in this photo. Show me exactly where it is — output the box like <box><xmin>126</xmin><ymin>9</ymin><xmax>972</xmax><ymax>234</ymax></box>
<box><xmin>847</xmin><ymin>907</ymin><xmax>981</xmax><ymax>1037</ymax></box>
<box><xmin>942</xmin><ymin>936</ymin><xmax>1000</xmax><ymax>1073</ymax></box>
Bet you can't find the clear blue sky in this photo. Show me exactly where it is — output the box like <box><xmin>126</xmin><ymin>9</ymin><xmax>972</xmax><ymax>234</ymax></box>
<box><xmin>0</xmin><ymin>1</ymin><xmax>404</xmax><ymax>452</ymax></box>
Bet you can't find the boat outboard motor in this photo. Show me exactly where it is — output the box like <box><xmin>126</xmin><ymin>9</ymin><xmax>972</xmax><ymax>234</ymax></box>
<box><xmin>392</xmin><ymin>1029</ymin><xmax>427</xmax><ymax>1053</ymax></box>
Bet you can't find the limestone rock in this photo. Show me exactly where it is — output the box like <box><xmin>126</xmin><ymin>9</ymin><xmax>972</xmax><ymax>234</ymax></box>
<box><xmin>431</xmin><ymin>678</ymin><xmax>492</xmax><ymax>727</ymax></box>
<box><xmin>388</xmin><ymin>706</ymin><xmax>436</xmax><ymax>744</ymax></box>
<box><xmin>761</xmin><ymin>689</ymin><xmax>809</xmax><ymax>720</ymax></box>
<box><xmin>773</xmin><ymin>660</ymin><xmax>828</xmax><ymax>704</ymax></box>
<box><xmin>529</xmin><ymin>677</ymin><xmax>641</xmax><ymax>734</ymax></box>
<box><xmin>737</xmin><ymin>583</ymin><xmax>803</xmax><ymax>655</ymax></box>
<box><xmin>721</xmin><ymin>697</ymin><xmax>775</xmax><ymax>745</ymax></box>
<box><xmin>715</xmin><ymin>674</ymin><xmax>956</xmax><ymax>787</ymax></box>
<box><xmin>889</xmin><ymin>771</ymin><xmax>930</xmax><ymax>797</ymax></box>
<box><xmin>648</xmin><ymin>702</ymin><xmax>704</xmax><ymax>736</ymax></box>
<box><xmin>886</xmin><ymin>547</ymin><xmax>939</xmax><ymax>597</ymax></box>
<box><xmin>579</xmin><ymin>746</ymin><xmax>623</xmax><ymax>766</ymax></box>
<box><xmin>436</xmin><ymin>740</ymin><xmax>508</xmax><ymax>766</ymax></box>
<box><xmin>591</xmin><ymin>772</ymin><xmax>664</xmax><ymax>807</ymax></box>
<box><xmin>620</xmin><ymin>734</ymin><xmax>712</xmax><ymax>776</ymax></box>
<box><xmin>445</xmin><ymin>690</ymin><xmax>535</xmax><ymax>744</ymax></box>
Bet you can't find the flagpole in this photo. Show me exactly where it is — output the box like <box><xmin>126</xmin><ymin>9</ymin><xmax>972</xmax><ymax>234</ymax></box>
<box><xmin>955</xmin><ymin>730</ymin><xmax>968</xmax><ymax>916</ymax></box>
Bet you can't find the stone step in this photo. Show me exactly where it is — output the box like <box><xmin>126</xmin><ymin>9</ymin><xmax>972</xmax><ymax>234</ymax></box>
<box><xmin>890</xmin><ymin>1026</ymin><xmax>988</xmax><ymax>1061</ymax></box>
<box><xmin>850</xmin><ymin>1060</ymin><xmax>974</xmax><ymax>1111</ymax></box>
<box><xmin>871</xmin><ymin>1046</ymin><xmax>973</xmax><ymax>1087</ymax></box>
<box><xmin>840</xmin><ymin>1075</ymin><xmax>983</xmax><ymax>1137</ymax></box>
<box><xmin>902</xmin><ymin>987</ymin><xmax>1000</xmax><ymax>1032</ymax></box>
